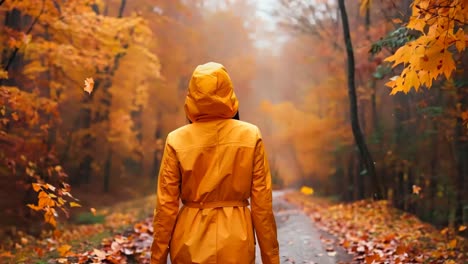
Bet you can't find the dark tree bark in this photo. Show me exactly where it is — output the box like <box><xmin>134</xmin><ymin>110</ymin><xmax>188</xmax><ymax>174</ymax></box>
<box><xmin>104</xmin><ymin>148</ymin><xmax>113</xmax><ymax>193</ymax></box>
<box><xmin>338</xmin><ymin>0</ymin><xmax>383</xmax><ymax>199</ymax></box>
<box><xmin>455</xmin><ymin>86</ymin><xmax>468</xmax><ymax>225</ymax></box>
<box><xmin>3</xmin><ymin>0</ymin><xmax>45</xmax><ymax>72</ymax></box>
<box><xmin>118</xmin><ymin>0</ymin><xmax>127</xmax><ymax>18</ymax></box>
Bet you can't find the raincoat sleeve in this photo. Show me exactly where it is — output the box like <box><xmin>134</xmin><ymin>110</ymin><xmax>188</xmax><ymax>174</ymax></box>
<box><xmin>251</xmin><ymin>130</ymin><xmax>280</xmax><ymax>264</ymax></box>
<box><xmin>151</xmin><ymin>134</ymin><xmax>181</xmax><ymax>264</ymax></box>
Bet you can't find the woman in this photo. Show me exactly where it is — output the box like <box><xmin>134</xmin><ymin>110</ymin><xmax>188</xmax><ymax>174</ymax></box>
<box><xmin>151</xmin><ymin>62</ymin><xmax>279</xmax><ymax>264</ymax></box>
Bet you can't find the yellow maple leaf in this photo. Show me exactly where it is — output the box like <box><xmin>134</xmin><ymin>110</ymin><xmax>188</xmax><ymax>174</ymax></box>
<box><xmin>385</xmin><ymin>44</ymin><xmax>412</xmax><ymax>67</ymax></box>
<box><xmin>459</xmin><ymin>225</ymin><xmax>467</xmax><ymax>232</ymax></box>
<box><xmin>407</xmin><ymin>16</ymin><xmax>425</xmax><ymax>32</ymax></box>
<box><xmin>405</xmin><ymin>69</ymin><xmax>421</xmax><ymax>92</ymax></box>
<box><xmin>84</xmin><ymin>77</ymin><xmax>94</xmax><ymax>94</ymax></box>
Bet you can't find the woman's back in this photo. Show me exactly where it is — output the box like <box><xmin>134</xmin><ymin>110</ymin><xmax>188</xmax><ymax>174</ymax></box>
<box><xmin>151</xmin><ymin>62</ymin><xmax>279</xmax><ymax>264</ymax></box>
<box><xmin>172</xmin><ymin>119</ymin><xmax>258</xmax><ymax>203</ymax></box>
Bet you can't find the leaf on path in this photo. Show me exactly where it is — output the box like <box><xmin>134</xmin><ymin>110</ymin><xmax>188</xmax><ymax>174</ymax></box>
<box><xmin>300</xmin><ymin>186</ymin><xmax>314</xmax><ymax>195</ymax></box>
<box><xmin>285</xmin><ymin>192</ymin><xmax>466</xmax><ymax>263</ymax></box>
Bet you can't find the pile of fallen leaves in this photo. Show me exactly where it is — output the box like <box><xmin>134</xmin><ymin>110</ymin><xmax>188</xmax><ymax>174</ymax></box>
<box><xmin>285</xmin><ymin>192</ymin><xmax>467</xmax><ymax>264</ymax></box>
<box><xmin>0</xmin><ymin>195</ymin><xmax>156</xmax><ymax>263</ymax></box>
<box><xmin>55</xmin><ymin>218</ymin><xmax>153</xmax><ymax>264</ymax></box>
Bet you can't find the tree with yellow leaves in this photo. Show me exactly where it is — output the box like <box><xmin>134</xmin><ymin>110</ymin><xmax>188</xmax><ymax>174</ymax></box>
<box><xmin>385</xmin><ymin>0</ymin><xmax>467</xmax><ymax>94</ymax></box>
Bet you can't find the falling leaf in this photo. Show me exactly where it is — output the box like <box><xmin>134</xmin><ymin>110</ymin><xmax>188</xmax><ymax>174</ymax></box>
<box><xmin>90</xmin><ymin>207</ymin><xmax>97</xmax><ymax>216</ymax></box>
<box><xmin>70</xmin><ymin>202</ymin><xmax>81</xmax><ymax>207</ymax></box>
<box><xmin>84</xmin><ymin>77</ymin><xmax>94</xmax><ymax>94</ymax></box>
<box><xmin>458</xmin><ymin>225</ymin><xmax>466</xmax><ymax>232</ymax></box>
<box><xmin>412</xmin><ymin>185</ymin><xmax>422</xmax><ymax>195</ymax></box>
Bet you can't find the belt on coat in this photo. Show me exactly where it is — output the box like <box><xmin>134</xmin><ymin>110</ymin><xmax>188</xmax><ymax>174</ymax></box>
<box><xmin>183</xmin><ymin>200</ymin><xmax>249</xmax><ymax>209</ymax></box>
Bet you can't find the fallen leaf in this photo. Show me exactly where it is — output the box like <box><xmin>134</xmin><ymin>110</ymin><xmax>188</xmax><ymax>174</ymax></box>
<box><xmin>0</xmin><ymin>251</ymin><xmax>13</xmax><ymax>257</ymax></box>
<box><xmin>447</xmin><ymin>239</ymin><xmax>457</xmax><ymax>249</ymax></box>
<box><xmin>93</xmin><ymin>248</ymin><xmax>106</xmax><ymax>260</ymax></box>
<box><xmin>20</xmin><ymin>237</ymin><xmax>28</xmax><ymax>245</ymax></box>
<box><xmin>300</xmin><ymin>186</ymin><xmax>314</xmax><ymax>195</ymax></box>
<box><xmin>57</xmin><ymin>244</ymin><xmax>72</xmax><ymax>257</ymax></box>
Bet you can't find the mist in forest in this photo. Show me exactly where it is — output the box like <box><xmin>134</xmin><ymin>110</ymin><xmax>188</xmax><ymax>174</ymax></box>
<box><xmin>1</xmin><ymin>0</ymin><xmax>466</xmax><ymax>233</ymax></box>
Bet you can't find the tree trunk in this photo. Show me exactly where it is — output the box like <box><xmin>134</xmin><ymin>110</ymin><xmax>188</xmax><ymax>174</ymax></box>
<box><xmin>104</xmin><ymin>148</ymin><xmax>113</xmax><ymax>192</ymax></box>
<box><xmin>338</xmin><ymin>0</ymin><xmax>383</xmax><ymax>199</ymax></box>
<box><xmin>455</xmin><ymin>87</ymin><xmax>468</xmax><ymax>225</ymax></box>
<box><xmin>118</xmin><ymin>0</ymin><xmax>127</xmax><ymax>18</ymax></box>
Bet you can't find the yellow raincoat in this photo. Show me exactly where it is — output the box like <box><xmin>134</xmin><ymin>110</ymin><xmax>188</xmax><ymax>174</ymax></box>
<box><xmin>151</xmin><ymin>62</ymin><xmax>279</xmax><ymax>264</ymax></box>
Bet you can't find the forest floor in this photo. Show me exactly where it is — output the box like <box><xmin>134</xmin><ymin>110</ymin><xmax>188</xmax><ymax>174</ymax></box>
<box><xmin>1</xmin><ymin>191</ymin><xmax>467</xmax><ymax>263</ymax></box>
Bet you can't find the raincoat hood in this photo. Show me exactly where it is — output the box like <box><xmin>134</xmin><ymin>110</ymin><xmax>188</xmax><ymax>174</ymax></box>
<box><xmin>184</xmin><ymin>62</ymin><xmax>239</xmax><ymax>122</ymax></box>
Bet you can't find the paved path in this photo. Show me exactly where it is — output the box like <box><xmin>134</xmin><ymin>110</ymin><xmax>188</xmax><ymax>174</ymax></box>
<box><xmin>254</xmin><ymin>191</ymin><xmax>349</xmax><ymax>264</ymax></box>
<box><xmin>166</xmin><ymin>190</ymin><xmax>350</xmax><ymax>263</ymax></box>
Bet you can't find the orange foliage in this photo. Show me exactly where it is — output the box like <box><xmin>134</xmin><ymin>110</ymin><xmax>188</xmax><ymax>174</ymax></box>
<box><xmin>385</xmin><ymin>0</ymin><xmax>467</xmax><ymax>94</ymax></box>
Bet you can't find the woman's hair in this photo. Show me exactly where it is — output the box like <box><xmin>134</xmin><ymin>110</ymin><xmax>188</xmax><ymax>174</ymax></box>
<box><xmin>188</xmin><ymin>111</ymin><xmax>239</xmax><ymax>124</ymax></box>
<box><xmin>232</xmin><ymin>111</ymin><xmax>240</xmax><ymax>120</ymax></box>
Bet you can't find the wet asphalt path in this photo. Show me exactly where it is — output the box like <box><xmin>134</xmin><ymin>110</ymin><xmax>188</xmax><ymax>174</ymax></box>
<box><xmin>166</xmin><ymin>190</ymin><xmax>349</xmax><ymax>263</ymax></box>
<box><xmin>254</xmin><ymin>190</ymin><xmax>349</xmax><ymax>264</ymax></box>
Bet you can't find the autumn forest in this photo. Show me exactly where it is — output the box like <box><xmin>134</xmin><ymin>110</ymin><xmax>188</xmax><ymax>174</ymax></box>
<box><xmin>0</xmin><ymin>0</ymin><xmax>467</xmax><ymax>263</ymax></box>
